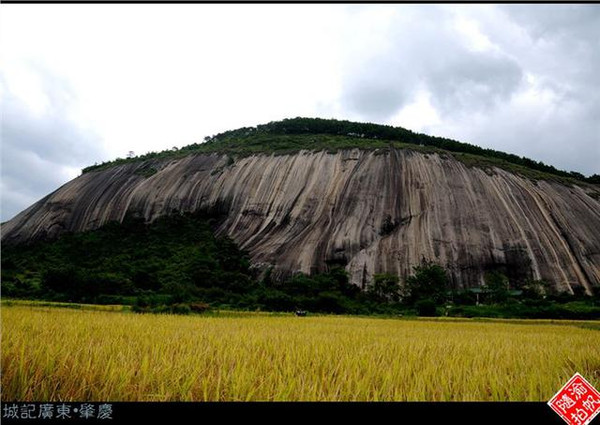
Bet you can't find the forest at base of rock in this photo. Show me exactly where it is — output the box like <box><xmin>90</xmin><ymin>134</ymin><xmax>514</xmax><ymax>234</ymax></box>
<box><xmin>3</xmin><ymin>212</ymin><xmax>599</xmax><ymax>319</ymax></box>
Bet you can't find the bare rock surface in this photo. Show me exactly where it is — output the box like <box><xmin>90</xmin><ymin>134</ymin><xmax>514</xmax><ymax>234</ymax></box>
<box><xmin>3</xmin><ymin>149</ymin><xmax>599</xmax><ymax>293</ymax></box>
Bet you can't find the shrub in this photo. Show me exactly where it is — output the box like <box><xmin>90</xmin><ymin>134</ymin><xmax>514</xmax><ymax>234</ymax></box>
<box><xmin>315</xmin><ymin>291</ymin><xmax>347</xmax><ymax>314</ymax></box>
<box><xmin>189</xmin><ymin>302</ymin><xmax>210</xmax><ymax>313</ymax></box>
<box><xmin>171</xmin><ymin>303</ymin><xmax>192</xmax><ymax>315</ymax></box>
<box><xmin>415</xmin><ymin>299</ymin><xmax>438</xmax><ymax>317</ymax></box>
<box><xmin>520</xmin><ymin>279</ymin><xmax>549</xmax><ymax>299</ymax></box>
<box><xmin>379</xmin><ymin>215</ymin><xmax>398</xmax><ymax>236</ymax></box>
<box><xmin>258</xmin><ymin>289</ymin><xmax>295</xmax><ymax>311</ymax></box>
<box><xmin>95</xmin><ymin>295</ymin><xmax>132</xmax><ymax>305</ymax></box>
<box><xmin>132</xmin><ymin>305</ymin><xmax>149</xmax><ymax>314</ymax></box>
<box><xmin>453</xmin><ymin>290</ymin><xmax>477</xmax><ymax>305</ymax></box>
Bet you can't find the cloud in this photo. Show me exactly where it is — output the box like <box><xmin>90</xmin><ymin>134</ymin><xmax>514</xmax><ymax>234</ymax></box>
<box><xmin>1</xmin><ymin>63</ymin><xmax>107</xmax><ymax>221</ymax></box>
<box><xmin>336</xmin><ymin>4</ymin><xmax>599</xmax><ymax>175</ymax></box>
<box><xmin>0</xmin><ymin>5</ymin><xmax>597</xmax><ymax>224</ymax></box>
<box><xmin>425</xmin><ymin>51</ymin><xmax>523</xmax><ymax>115</ymax></box>
<box><xmin>339</xmin><ymin>6</ymin><xmax>524</xmax><ymax>120</ymax></box>
<box><xmin>501</xmin><ymin>4</ymin><xmax>600</xmax><ymax>42</ymax></box>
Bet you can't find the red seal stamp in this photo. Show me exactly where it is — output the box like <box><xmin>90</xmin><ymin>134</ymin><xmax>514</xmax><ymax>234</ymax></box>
<box><xmin>548</xmin><ymin>373</ymin><xmax>600</xmax><ymax>425</ymax></box>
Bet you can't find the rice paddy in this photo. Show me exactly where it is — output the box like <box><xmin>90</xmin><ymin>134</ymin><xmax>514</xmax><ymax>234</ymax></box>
<box><xmin>2</xmin><ymin>303</ymin><xmax>599</xmax><ymax>401</ymax></box>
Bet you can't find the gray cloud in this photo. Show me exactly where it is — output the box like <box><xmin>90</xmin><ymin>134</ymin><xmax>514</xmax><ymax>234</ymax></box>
<box><xmin>486</xmin><ymin>5</ymin><xmax>599</xmax><ymax>175</ymax></box>
<box><xmin>339</xmin><ymin>50</ymin><xmax>417</xmax><ymax>121</ymax></box>
<box><xmin>501</xmin><ymin>4</ymin><xmax>600</xmax><ymax>42</ymax></box>
<box><xmin>1</xmin><ymin>65</ymin><xmax>106</xmax><ymax>221</ymax></box>
<box><xmin>339</xmin><ymin>6</ymin><xmax>525</xmax><ymax>119</ymax></box>
<box><xmin>425</xmin><ymin>52</ymin><xmax>523</xmax><ymax>114</ymax></box>
<box><xmin>338</xmin><ymin>4</ymin><xmax>599</xmax><ymax>175</ymax></box>
<box><xmin>344</xmin><ymin>76</ymin><xmax>412</xmax><ymax>122</ymax></box>
<box><xmin>501</xmin><ymin>5</ymin><xmax>600</xmax><ymax>96</ymax></box>
<box><xmin>1</xmin><ymin>5</ymin><xmax>597</xmax><ymax>225</ymax></box>
<box><xmin>428</xmin><ymin>96</ymin><xmax>599</xmax><ymax>177</ymax></box>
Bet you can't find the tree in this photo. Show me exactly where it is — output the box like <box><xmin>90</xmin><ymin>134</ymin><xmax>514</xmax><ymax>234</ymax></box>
<box><xmin>569</xmin><ymin>171</ymin><xmax>585</xmax><ymax>180</ymax></box>
<box><xmin>368</xmin><ymin>273</ymin><xmax>401</xmax><ymax>303</ymax></box>
<box><xmin>327</xmin><ymin>267</ymin><xmax>358</xmax><ymax>297</ymax></box>
<box><xmin>520</xmin><ymin>279</ymin><xmax>549</xmax><ymax>299</ymax></box>
<box><xmin>587</xmin><ymin>174</ymin><xmax>600</xmax><ymax>184</ymax></box>
<box><xmin>315</xmin><ymin>291</ymin><xmax>346</xmax><ymax>313</ymax></box>
<box><xmin>405</xmin><ymin>260</ymin><xmax>449</xmax><ymax>305</ymax></box>
<box><xmin>415</xmin><ymin>299</ymin><xmax>438</xmax><ymax>316</ymax></box>
<box><xmin>42</xmin><ymin>266</ymin><xmax>80</xmax><ymax>296</ymax></box>
<box><xmin>484</xmin><ymin>271</ymin><xmax>510</xmax><ymax>303</ymax></box>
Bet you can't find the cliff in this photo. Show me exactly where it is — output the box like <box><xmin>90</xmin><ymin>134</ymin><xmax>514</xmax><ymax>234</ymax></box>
<box><xmin>3</xmin><ymin>147</ymin><xmax>599</xmax><ymax>294</ymax></box>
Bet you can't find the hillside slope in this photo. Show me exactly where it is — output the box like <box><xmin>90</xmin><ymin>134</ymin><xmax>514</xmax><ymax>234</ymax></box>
<box><xmin>3</xmin><ymin>147</ymin><xmax>599</xmax><ymax>294</ymax></box>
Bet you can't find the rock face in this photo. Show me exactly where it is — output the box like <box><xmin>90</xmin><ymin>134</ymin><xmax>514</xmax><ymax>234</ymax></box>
<box><xmin>3</xmin><ymin>148</ymin><xmax>600</xmax><ymax>294</ymax></box>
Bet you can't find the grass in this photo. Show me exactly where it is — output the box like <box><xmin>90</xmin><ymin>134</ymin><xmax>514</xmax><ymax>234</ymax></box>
<box><xmin>1</xmin><ymin>299</ymin><xmax>129</xmax><ymax>311</ymax></box>
<box><xmin>80</xmin><ymin>117</ymin><xmax>597</xmax><ymax>186</ymax></box>
<box><xmin>83</xmin><ymin>134</ymin><xmax>435</xmax><ymax>172</ymax></box>
<box><xmin>82</xmin><ymin>131</ymin><xmax>588</xmax><ymax>187</ymax></box>
<box><xmin>450</xmin><ymin>151</ymin><xmax>583</xmax><ymax>185</ymax></box>
<box><xmin>2</xmin><ymin>304</ymin><xmax>599</xmax><ymax>401</ymax></box>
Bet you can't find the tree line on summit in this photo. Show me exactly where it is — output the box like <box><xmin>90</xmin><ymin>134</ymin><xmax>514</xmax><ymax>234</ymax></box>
<box><xmin>83</xmin><ymin>117</ymin><xmax>600</xmax><ymax>185</ymax></box>
<box><xmin>2</xmin><ymin>213</ymin><xmax>598</xmax><ymax>319</ymax></box>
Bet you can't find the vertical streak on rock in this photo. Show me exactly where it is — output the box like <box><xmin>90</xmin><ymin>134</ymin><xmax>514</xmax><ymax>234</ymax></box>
<box><xmin>528</xmin><ymin>186</ymin><xmax>592</xmax><ymax>294</ymax></box>
<box><xmin>2</xmin><ymin>149</ymin><xmax>599</xmax><ymax>293</ymax></box>
<box><xmin>488</xmin><ymin>173</ymin><xmax>570</xmax><ymax>289</ymax></box>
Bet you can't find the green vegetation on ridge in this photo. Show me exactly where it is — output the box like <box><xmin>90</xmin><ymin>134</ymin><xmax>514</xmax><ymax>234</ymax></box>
<box><xmin>83</xmin><ymin>117</ymin><xmax>600</xmax><ymax>184</ymax></box>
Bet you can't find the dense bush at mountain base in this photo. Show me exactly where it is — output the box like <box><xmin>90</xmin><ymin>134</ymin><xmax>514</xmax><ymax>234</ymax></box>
<box><xmin>2</xmin><ymin>213</ymin><xmax>599</xmax><ymax>319</ymax></box>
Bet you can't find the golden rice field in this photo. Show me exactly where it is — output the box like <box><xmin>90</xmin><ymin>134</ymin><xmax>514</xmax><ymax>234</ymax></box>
<box><xmin>2</xmin><ymin>303</ymin><xmax>600</xmax><ymax>401</ymax></box>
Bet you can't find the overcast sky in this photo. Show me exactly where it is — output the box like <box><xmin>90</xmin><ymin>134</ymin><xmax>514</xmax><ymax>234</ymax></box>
<box><xmin>1</xmin><ymin>4</ymin><xmax>599</xmax><ymax>221</ymax></box>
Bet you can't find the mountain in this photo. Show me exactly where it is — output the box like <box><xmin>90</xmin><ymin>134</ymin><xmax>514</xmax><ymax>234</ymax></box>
<box><xmin>2</xmin><ymin>118</ymin><xmax>600</xmax><ymax>294</ymax></box>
